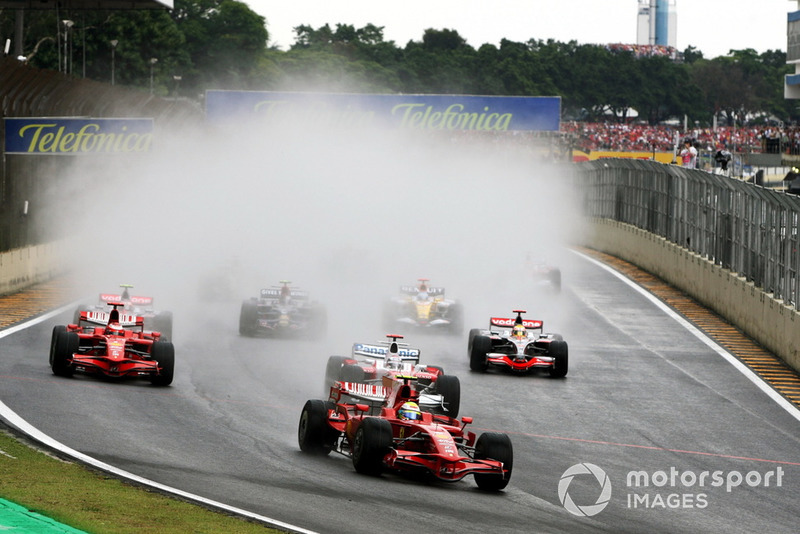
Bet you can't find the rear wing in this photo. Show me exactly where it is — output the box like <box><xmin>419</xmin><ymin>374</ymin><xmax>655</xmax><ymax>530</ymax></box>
<box><xmin>490</xmin><ymin>317</ymin><xmax>543</xmax><ymax>331</ymax></box>
<box><xmin>352</xmin><ymin>342</ymin><xmax>421</xmax><ymax>363</ymax></box>
<box><xmin>99</xmin><ymin>293</ymin><xmax>153</xmax><ymax>306</ymax></box>
<box><xmin>260</xmin><ymin>288</ymin><xmax>309</xmax><ymax>300</ymax></box>
<box><xmin>80</xmin><ymin>311</ymin><xmax>144</xmax><ymax>328</ymax></box>
<box><xmin>400</xmin><ymin>285</ymin><xmax>445</xmax><ymax>297</ymax></box>
<box><xmin>330</xmin><ymin>381</ymin><xmax>389</xmax><ymax>404</ymax></box>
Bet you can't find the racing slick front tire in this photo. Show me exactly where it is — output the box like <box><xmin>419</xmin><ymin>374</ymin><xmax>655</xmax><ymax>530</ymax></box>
<box><xmin>434</xmin><ymin>374</ymin><xmax>461</xmax><ymax>418</ymax></box>
<box><xmin>474</xmin><ymin>432</ymin><xmax>513</xmax><ymax>491</ymax></box>
<box><xmin>49</xmin><ymin>325</ymin><xmax>66</xmax><ymax>366</ymax></box>
<box><xmin>467</xmin><ymin>328</ymin><xmax>481</xmax><ymax>353</ymax></box>
<box><xmin>324</xmin><ymin>356</ymin><xmax>348</xmax><ymax>388</ymax></box>
<box><xmin>469</xmin><ymin>335</ymin><xmax>491</xmax><ymax>372</ymax></box>
<box><xmin>152</xmin><ymin>311</ymin><xmax>173</xmax><ymax>341</ymax></box>
<box><xmin>71</xmin><ymin>306</ymin><xmax>86</xmax><ymax>325</ymax></box>
<box><xmin>341</xmin><ymin>364</ymin><xmax>365</xmax><ymax>384</ymax></box>
<box><xmin>239</xmin><ymin>300</ymin><xmax>258</xmax><ymax>337</ymax></box>
<box><xmin>548</xmin><ymin>340</ymin><xmax>569</xmax><ymax>378</ymax></box>
<box><xmin>298</xmin><ymin>400</ymin><xmax>339</xmax><ymax>455</ymax></box>
<box><xmin>352</xmin><ymin>417</ymin><xmax>392</xmax><ymax>476</ymax></box>
<box><xmin>51</xmin><ymin>330</ymin><xmax>78</xmax><ymax>377</ymax></box>
<box><xmin>149</xmin><ymin>341</ymin><xmax>175</xmax><ymax>386</ymax></box>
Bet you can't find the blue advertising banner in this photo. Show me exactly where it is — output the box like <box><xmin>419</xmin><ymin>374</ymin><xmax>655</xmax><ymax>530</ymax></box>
<box><xmin>4</xmin><ymin>118</ymin><xmax>154</xmax><ymax>155</ymax></box>
<box><xmin>205</xmin><ymin>91</ymin><xmax>561</xmax><ymax>132</ymax></box>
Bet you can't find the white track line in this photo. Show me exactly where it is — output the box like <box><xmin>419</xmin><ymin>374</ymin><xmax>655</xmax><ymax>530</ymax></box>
<box><xmin>573</xmin><ymin>249</ymin><xmax>800</xmax><ymax>422</ymax></box>
<box><xmin>0</xmin><ymin>304</ymin><xmax>319</xmax><ymax>534</ymax></box>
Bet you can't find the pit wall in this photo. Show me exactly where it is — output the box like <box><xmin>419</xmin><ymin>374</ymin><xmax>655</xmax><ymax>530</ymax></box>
<box><xmin>0</xmin><ymin>242</ymin><xmax>69</xmax><ymax>296</ymax></box>
<box><xmin>585</xmin><ymin>218</ymin><xmax>800</xmax><ymax>374</ymax></box>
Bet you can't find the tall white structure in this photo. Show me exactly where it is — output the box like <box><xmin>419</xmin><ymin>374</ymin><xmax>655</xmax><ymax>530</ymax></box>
<box><xmin>787</xmin><ymin>1</ymin><xmax>800</xmax><ymax>98</ymax></box>
<box><xmin>637</xmin><ymin>0</ymin><xmax>677</xmax><ymax>48</ymax></box>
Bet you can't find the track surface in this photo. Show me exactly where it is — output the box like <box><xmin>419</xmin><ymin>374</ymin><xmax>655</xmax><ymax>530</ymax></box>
<box><xmin>1</xmin><ymin>251</ymin><xmax>798</xmax><ymax>534</ymax></box>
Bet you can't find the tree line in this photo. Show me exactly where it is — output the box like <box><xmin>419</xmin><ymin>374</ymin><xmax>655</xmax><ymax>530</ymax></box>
<box><xmin>1</xmin><ymin>0</ymin><xmax>795</xmax><ymax>126</ymax></box>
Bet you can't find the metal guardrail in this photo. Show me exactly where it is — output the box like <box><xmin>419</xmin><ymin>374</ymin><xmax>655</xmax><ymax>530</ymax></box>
<box><xmin>577</xmin><ymin>159</ymin><xmax>800</xmax><ymax>309</ymax></box>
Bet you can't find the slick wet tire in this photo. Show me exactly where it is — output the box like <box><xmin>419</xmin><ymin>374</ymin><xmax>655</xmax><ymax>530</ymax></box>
<box><xmin>435</xmin><ymin>374</ymin><xmax>461</xmax><ymax>418</ymax></box>
<box><xmin>239</xmin><ymin>300</ymin><xmax>258</xmax><ymax>336</ymax></box>
<box><xmin>474</xmin><ymin>432</ymin><xmax>513</xmax><ymax>491</ymax></box>
<box><xmin>467</xmin><ymin>328</ymin><xmax>481</xmax><ymax>353</ymax></box>
<box><xmin>548</xmin><ymin>340</ymin><xmax>568</xmax><ymax>378</ymax></box>
<box><xmin>341</xmin><ymin>364</ymin><xmax>365</xmax><ymax>383</ymax></box>
<box><xmin>324</xmin><ymin>356</ymin><xmax>348</xmax><ymax>389</ymax></box>
<box><xmin>469</xmin><ymin>335</ymin><xmax>491</xmax><ymax>372</ymax></box>
<box><xmin>51</xmin><ymin>330</ymin><xmax>78</xmax><ymax>377</ymax></box>
<box><xmin>152</xmin><ymin>311</ymin><xmax>173</xmax><ymax>341</ymax></box>
<box><xmin>150</xmin><ymin>341</ymin><xmax>175</xmax><ymax>386</ymax></box>
<box><xmin>352</xmin><ymin>417</ymin><xmax>392</xmax><ymax>476</ymax></box>
<box><xmin>298</xmin><ymin>400</ymin><xmax>338</xmax><ymax>455</ymax></box>
<box><xmin>49</xmin><ymin>325</ymin><xmax>66</xmax><ymax>366</ymax></box>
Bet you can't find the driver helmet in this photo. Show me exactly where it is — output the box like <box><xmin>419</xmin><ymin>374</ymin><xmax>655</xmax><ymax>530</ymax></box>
<box><xmin>512</xmin><ymin>324</ymin><xmax>526</xmax><ymax>339</ymax></box>
<box><xmin>105</xmin><ymin>323</ymin><xmax>124</xmax><ymax>336</ymax></box>
<box><xmin>397</xmin><ymin>401</ymin><xmax>421</xmax><ymax>421</ymax></box>
<box><xmin>416</xmin><ymin>291</ymin><xmax>429</xmax><ymax>301</ymax></box>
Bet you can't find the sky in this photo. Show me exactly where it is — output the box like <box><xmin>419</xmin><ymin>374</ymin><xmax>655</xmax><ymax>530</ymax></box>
<box><xmin>244</xmin><ymin>0</ymin><xmax>794</xmax><ymax>59</ymax></box>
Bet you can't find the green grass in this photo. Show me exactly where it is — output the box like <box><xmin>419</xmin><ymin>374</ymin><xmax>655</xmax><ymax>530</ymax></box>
<box><xmin>0</xmin><ymin>428</ymin><xmax>281</xmax><ymax>533</ymax></box>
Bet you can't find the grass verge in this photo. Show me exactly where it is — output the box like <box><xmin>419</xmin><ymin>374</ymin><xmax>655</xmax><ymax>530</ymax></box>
<box><xmin>0</xmin><ymin>427</ymin><xmax>280</xmax><ymax>533</ymax></box>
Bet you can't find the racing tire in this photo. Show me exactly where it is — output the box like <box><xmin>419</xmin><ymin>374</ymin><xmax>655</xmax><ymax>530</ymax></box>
<box><xmin>341</xmin><ymin>364</ymin><xmax>365</xmax><ymax>384</ymax></box>
<box><xmin>152</xmin><ymin>311</ymin><xmax>173</xmax><ymax>341</ymax></box>
<box><xmin>467</xmin><ymin>328</ymin><xmax>481</xmax><ymax>353</ymax></box>
<box><xmin>469</xmin><ymin>335</ymin><xmax>491</xmax><ymax>372</ymax></box>
<box><xmin>298</xmin><ymin>400</ymin><xmax>339</xmax><ymax>455</ymax></box>
<box><xmin>51</xmin><ymin>330</ymin><xmax>78</xmax><ymax>377</ymax></box>
<box><xmin>352</xmin><ymin>417</ymin><xmax>392</xmax><ymax>476</ymax></box>
<box><xmin>548</xmin><ymin>340</ymin><xmax>568</xmax><ymax>378</ymax></box>
<box><xmin>72</xmin><ymin>306</ymin><xmax>86</xmax><ymax>325</ymax></box>
<box><xmin>474</xmin><ymin>432</ymin><xmax>513</xmax><ymax>491</ymax></box>
<box><xmin>239</xmin><ymin>300</ymin><xmax>258</xmax><ymax>337</ymax></box>
<box><xmin>550</xmin><ymin>269</ymin><xmax>562</xmax><ymax>294</ymax></box>
<box><xmin>434</xmin><ymin>374</ymin><xmax>461</xmax><ymax>418</ymax></box>
<box><xmin>447</xmin><ymin>304</ymin><xmax>464</xmax><ymax>335</ymax></box>
<box><xmin>150</xmin><ymin>341</ymin><xmax>175</xmax><ymax>386</ymax></box>
<box><xmin>324</xmin><ymin>355</ymin><xmax>348</xmax><ymax>388</ymax></box>
<box><xmin>49</xmin><ymin>325</ymin><xmax>67</xmax><ymax>366</ymax></box>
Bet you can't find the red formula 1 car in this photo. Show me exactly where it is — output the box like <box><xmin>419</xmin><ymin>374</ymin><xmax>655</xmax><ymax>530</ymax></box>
<box><xmin>323</xmin><ymin>334</ymin><xmax>461</xmax><ymax>417</ymax></box>
<box><xmin>50</xmin><ymin>303</ymin><xmax>175</xmax><ymax>386</ymax></box>
<box><xmin>298</xmin><ymin>377</ymin><xmax>513</xmax><ymax>490</ymax></box>
<box><xmin>468</xmin><ymin>309</ymin><xmax>568</xmax><ymax>378</ymax></box>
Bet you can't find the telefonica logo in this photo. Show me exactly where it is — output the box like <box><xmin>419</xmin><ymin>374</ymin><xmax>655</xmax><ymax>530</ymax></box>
<box><xmin>558</xmin><ymin>463</ymin><xmax>612</xmax><ymax>517</ymax></box>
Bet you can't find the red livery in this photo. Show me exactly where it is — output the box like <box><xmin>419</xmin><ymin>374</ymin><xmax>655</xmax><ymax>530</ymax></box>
<box><xmin>298</xmin><ymin>377</ymin><xmax>513</xmax><ymax>490</ymax></box>
<box><xmin>50</xmin><ymin>303</ymin><xmax>175</xmax><ymax>386</ymax></box>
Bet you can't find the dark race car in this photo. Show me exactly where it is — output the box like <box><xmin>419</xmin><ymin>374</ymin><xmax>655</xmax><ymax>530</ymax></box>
<box><xmin>72</xmin><ymin>284</ymin><xmax>173</xmax><ymax>340</ymax></box>
<box><xmin>468</xmin><ymin>309</ymin><xmax>568</xmax><ymax>378</ymax></box>
<box><xmin>239</xmin><ymin>280</ymin><xmax>327</xmax><ymax>338</ymax></box>
<box><xmin>50</xmin><ymin>303</ymin><xmax>175</xmax><ymax>386</ymax></box>
<box><xmin>382</xmin><ymin>278</ymin><xmax>464</xmax><ymax>335</ymax></box>
<box><xmin>323</xmin><ymin>334</ymin><xmax>460</xmax><ymax>417</ymax></box>
<box><xmin>298</xmin><ymin>376</ymin><xmax>513</xmax><ymax>491</ymax></box>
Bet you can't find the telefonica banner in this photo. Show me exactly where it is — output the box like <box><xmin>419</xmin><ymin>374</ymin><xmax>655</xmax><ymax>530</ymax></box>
<box><xmin>4</xmin><ymin>118</ymin><xmax>154</xmax><ymax>155</ymax></box>
<box><xmin>205</xmin><ymin>91</ymin><xmax>561</xmax><ymax>132</ymax></box>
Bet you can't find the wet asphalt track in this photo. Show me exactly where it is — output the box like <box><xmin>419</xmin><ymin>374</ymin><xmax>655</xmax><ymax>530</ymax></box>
<box><xmin>1</xmin><ymin>251</ymin><xmax>798</xmax><ymax>534</ymax></box>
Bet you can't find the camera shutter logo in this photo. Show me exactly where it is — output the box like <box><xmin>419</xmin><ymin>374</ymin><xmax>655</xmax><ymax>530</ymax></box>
<box><xmin>558</xmin><ymin>463</ymin><xmax>612</xmax><ymax>517</ymax></box>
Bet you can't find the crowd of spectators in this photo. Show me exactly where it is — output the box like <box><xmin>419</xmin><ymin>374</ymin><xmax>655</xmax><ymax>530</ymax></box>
<box><xmin>561</xmin><ymin>121</ymin><xmax>800</xmax><ymax>155</ymax></box>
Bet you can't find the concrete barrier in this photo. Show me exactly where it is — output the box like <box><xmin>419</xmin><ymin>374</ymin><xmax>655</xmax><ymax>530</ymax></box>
<box><xmin>585</xmin><ymin>218</ymin><xmax>800</xmax><ymax>374</ymax></box>
<box><xmin>0</xmin><ymin>242</ymin><xmax>69</xmax><ymax>296</ymax></box>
